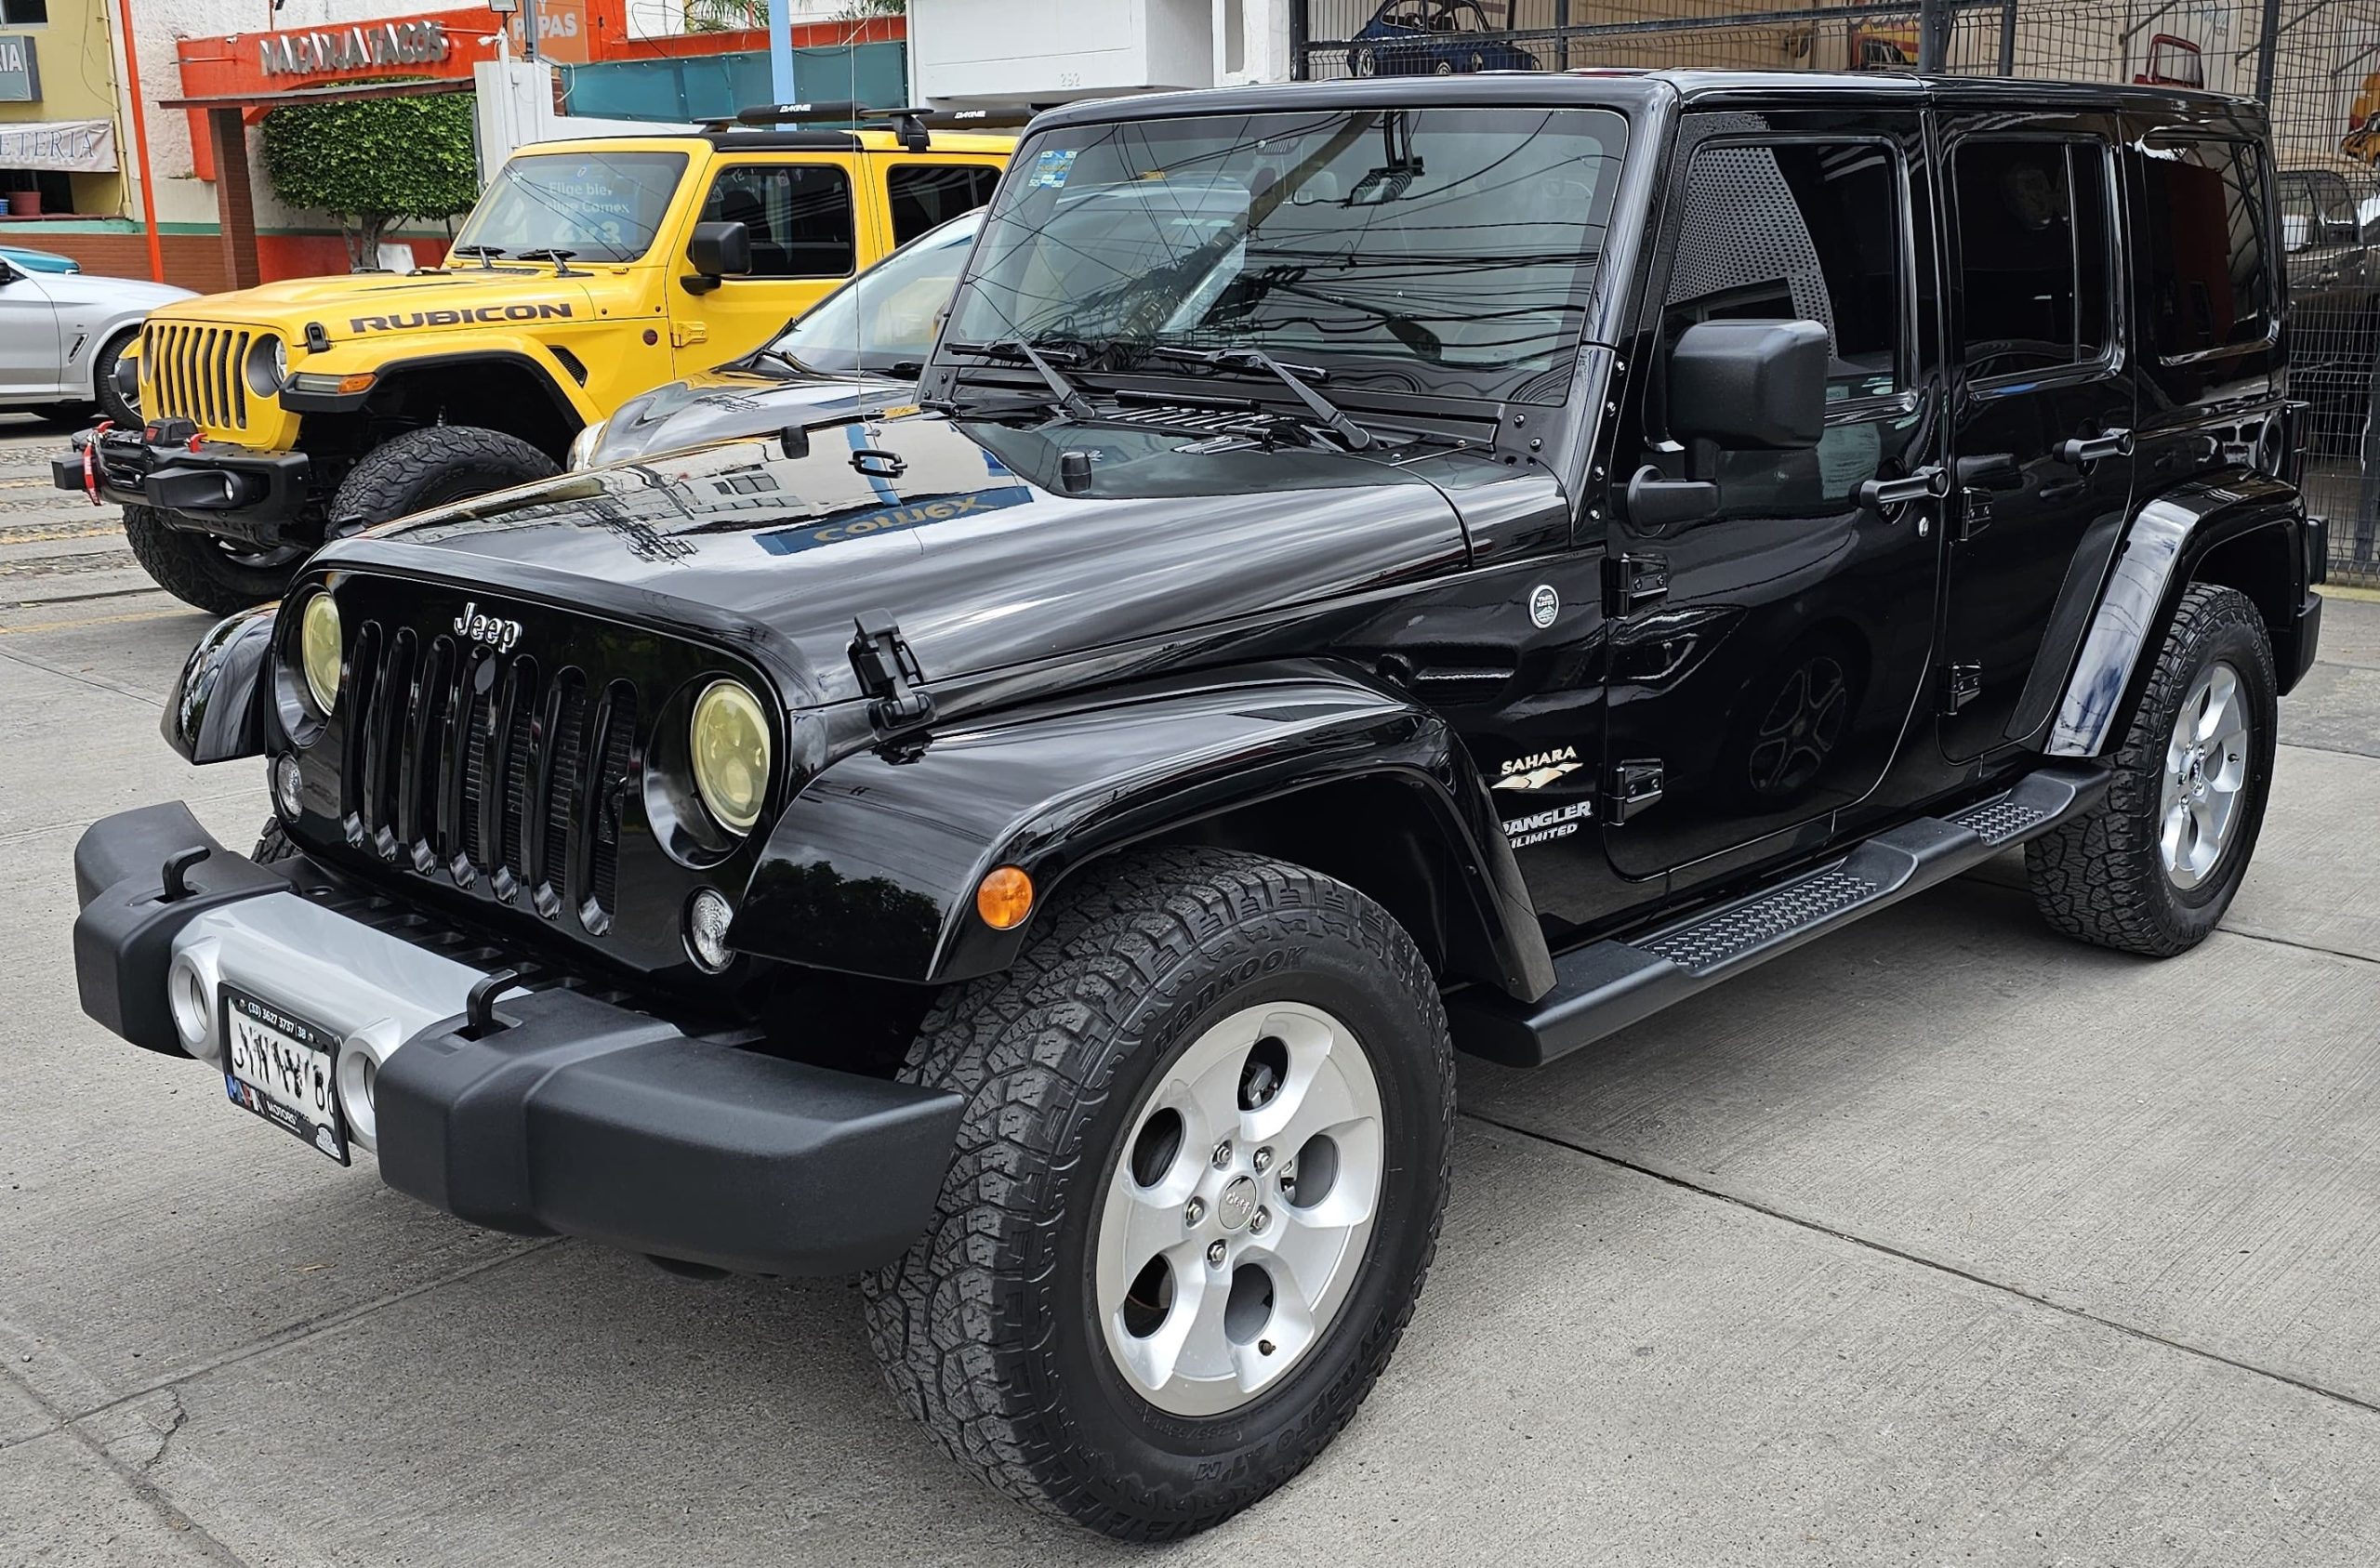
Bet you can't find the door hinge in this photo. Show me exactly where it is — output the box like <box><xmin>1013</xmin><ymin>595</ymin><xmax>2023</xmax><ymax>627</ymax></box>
<box><xmin>1941</xmin><ymin>663</ymin><xmax>1983</xmax><ymax>715</ymax></box>
<box><xmin>669</xmin><ymin>321</ymin><xmax>710</xmax><ymax>348</ymax></box>
<box><xmin>1603</xmin><ymin>759</ymin><xmax>1665</xmax><ymax>824</ymax></box>
<box><xmin>1603</xmin><ymin>552</ymin><xmax>1671</xmax><ymax>617</ymax></box>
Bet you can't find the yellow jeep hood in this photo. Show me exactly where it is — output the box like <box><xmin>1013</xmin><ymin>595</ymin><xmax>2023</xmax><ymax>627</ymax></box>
<box><xmin>150</xmin><ymin>270</ymin><xmax>601</xmax><ymax>343</ymax></box>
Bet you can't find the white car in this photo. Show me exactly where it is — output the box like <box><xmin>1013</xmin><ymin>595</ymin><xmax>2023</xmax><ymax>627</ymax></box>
<box><xmin>0</xmin><ymin>254</ymin><xmax>192</xmax><ymax>427</ymax></box>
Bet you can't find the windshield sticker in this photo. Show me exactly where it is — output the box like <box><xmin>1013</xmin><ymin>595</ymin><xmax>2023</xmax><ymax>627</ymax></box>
<box><xmin>1028</xmin><ymin>149</ymin><xmax>1078</xmax><ymax>189</ymax></box>
<box><xmin>756</xmin><ymin>486</ymin><xmax>1035</xmax><ymax>557</ymax></box>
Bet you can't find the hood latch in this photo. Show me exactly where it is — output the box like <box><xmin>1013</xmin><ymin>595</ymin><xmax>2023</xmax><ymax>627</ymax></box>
<box><xmin>850</xmin><ymin>610</ymin><xmax>935</xmax><ymax>736</ymax></box>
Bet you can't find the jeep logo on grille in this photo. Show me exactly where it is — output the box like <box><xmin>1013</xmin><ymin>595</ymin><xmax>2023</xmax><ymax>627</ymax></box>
<box><xmin>454</xmin><ymin>600</ymin><xmax>524</xmax><ymax>652</ymax></box>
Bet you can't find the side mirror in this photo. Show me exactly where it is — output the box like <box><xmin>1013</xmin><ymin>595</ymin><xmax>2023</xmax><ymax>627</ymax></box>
<box><xmin>1669</xmin><ymin>319</ymin><xmax>1830</xmax><ymax>462</ymax></box>
<box><xmin>684</xmin><ymin>220</ymin><xmax>751</xmax><ymax>294</ymax></box>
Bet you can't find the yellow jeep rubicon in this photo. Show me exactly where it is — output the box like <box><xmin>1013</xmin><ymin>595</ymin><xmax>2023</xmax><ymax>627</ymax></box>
<box><xmin>55</xmin><ymin>108</ymin><xmax>1012</xmax><ymax>613</ymax></box>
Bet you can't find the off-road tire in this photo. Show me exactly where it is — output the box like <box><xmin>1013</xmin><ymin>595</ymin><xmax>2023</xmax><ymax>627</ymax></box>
<box><xmin>327</xmin><ymin>425</ymin><xmax>558</xmax><ymax>534</ymax></box>
<box><xmin>95</xmin><ymin>329</ymin><xmax>140</xmax><ymax>428</ymax></box>
<box><xmin>123</xmin><ymin>504</ymin><xmax>294</xmax><ymax>614</ymax></box>
<box><xmin>253</xmin><ymin>818</ymin><xmax>297</xmax><ymax>864</ymax></box>
<box><xmin>861</xmin><ymin>848</ymin><xmax>1455</xmax><ymax>1540</ymax></box>
<box><xmin>2026</xmin><ymin>583</ymin><xmax>2277</xmax><ymax>956</ymax></box>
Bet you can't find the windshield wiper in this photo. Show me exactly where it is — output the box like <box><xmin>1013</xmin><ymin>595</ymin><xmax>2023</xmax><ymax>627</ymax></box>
<box><xmin>513</xmin><ymin>248</ymin><xmax>588</xmax><ymax>277</ymax></box>
<box><xmin>1147</xmin><ymin>346</ymin><xmax>1372</xmax><ymax>452</ymax></box>
<box><xmin>941</xmin><ymin>338</ymin><xmax>1099</xmax><ymax>421</ymax></box>
<box><xmin>450</xmin><ymin>244</ymin><xmax>504</xmax><ymax>270</ymax></box>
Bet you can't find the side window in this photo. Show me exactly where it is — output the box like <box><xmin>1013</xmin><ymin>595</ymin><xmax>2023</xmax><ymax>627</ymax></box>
<box><xmin>887</xmin><ymin>165</ymin><xmax>999</xmax><ymax>246</ymax></box>
<box><xmin>1663</xmin><ymin>139</ymin><xmax>1909</xmax><ymax>508</ymax></box>
<box><xmin>2137</xmin><ymin>139</ymin><xmax>2272</xmax><ymax>359</ymax></box>
<box><xmin>1951</xmin><ymin>138</ymin><xmax>2114</xmax><ymax>380</ymax></box>
<box><xmin>700</xmin><ymin>165</ymin><xmax>855</xmax><ymax>280</ymax></box>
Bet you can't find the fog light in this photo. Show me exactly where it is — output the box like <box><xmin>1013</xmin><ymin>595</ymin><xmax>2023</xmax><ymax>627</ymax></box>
<box><xmin>975</xmin><ymin>865</ymin><xmax>1035</xmax><ymax>931</ymax></box>
<box><xmin>272</xmin><ymin>753</ymin><xmax>303</xmax><ymax>817</ymax></box>
<box><xmin>686</xmin><ymin>888</ymin><xmax>734</xmax><ymax>973</ymax></box>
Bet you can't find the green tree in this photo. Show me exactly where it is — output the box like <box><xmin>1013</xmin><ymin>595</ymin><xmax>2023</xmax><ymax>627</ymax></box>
<box><xmin>260</xmin><ymin>92</ymin><xmax>480</xmax><ymax>270</ymax></box>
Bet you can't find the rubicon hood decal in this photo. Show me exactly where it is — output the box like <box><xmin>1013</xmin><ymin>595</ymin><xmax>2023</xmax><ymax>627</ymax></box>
<box><xmin>349</xmin><ymin>302</ymin><xmax>575</xmax><ymax>333</ymax></box>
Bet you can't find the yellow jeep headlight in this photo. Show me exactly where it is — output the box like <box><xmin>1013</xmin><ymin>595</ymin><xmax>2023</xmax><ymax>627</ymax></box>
<box><xmin>690</xmin><ymin>679</ymin><xmax>770</xmax><ymax>834</ymax></box>
<box><xmin>300</xmin><ymin>592</ymin><xmax>342</xmax><ymax>714</ymax></box>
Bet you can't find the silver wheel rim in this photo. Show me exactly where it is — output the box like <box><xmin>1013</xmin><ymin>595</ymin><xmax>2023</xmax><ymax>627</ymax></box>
<box><xmin>1093</xmin><ymin>1001</ymin><xmax>1384</xmax><ymax>1418</ymax></box>
<box><xmin>2161</xmin><ymin>659</ymin><xmax>2251</xmax><ymax>890</ymax></box>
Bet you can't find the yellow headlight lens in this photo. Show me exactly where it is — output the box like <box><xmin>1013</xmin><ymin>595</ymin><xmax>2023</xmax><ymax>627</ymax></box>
<box><xmin>691</xmin><ymin>679</ymin><xmax>771</xmax><ymax>834</ymax></box>
<box><xmin>299</xmin><ymin>593</ymin><xmax>342</xmax><ymax>714</ymax></box>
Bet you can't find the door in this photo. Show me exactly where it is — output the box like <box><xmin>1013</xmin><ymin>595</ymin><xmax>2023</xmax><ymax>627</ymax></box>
<box><xmin>1937</xmin><ymin>121</ymin><xmax>2134</xmax><ymax>760</ymax></box>
<box><xmin>672</xmin><ymin>157</ymin><xmax>879</xmax><ymax>373</ymax></box>
<box><xmin>1602</xmin><ymin>114</ymin><xmax>1945</xmax><ymax>885</ymax></box>
<box><xmin>0</xmin><ymin>263</ymin><xmax>61</xmax><ymax>399</ymax></box>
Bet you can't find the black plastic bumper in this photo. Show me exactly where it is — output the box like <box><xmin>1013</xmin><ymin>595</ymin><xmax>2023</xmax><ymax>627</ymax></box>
<box><xmin>72</xmin><ymin>802</ymin><xmax>963</xmax><ymax>1276</ymax></box>
<box><xmin>54</xmin><ymin>428</ymin><xmax>312</xmax><ymax>532</ymax></box>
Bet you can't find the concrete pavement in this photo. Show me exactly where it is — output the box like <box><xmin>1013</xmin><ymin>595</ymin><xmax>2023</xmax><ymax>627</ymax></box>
<box><xmin>5</xmin><ymin>408</ymin><xmax>2380</xmax><ymax>1565</ymax></box>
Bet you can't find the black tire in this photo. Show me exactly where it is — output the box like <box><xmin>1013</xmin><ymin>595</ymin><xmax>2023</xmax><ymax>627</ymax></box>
<box><xmin>122</xmin><ymin>504</ymin><xmax>295</xmax><ymax>614</ymax></box>
<box><xmin>94</xmin><ymin>328</ymin><xmax>140</xmax><ymax>428</ymax></box>
<box><xmin>327</xmin><ymin>425</ymin><xmax>559</xmax><ymax>534</ymax></box>
<box><xmin>862</xmin><ymin>848</ymin><xmax>1454</xmax><ymax>1540</ymax></box>
<box><xmin>2026</xmin><ymin>583</ymin><xmax>2278</xmax><ymax>956</ymax></box>
<box><xmin>254</xmin><ymin>818</ymin><xmax>298</xmax><ymax>863</ymax></box>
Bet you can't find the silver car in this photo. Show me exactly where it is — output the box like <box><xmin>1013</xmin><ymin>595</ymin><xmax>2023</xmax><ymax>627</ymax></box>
<box><xmin>0</xmin><ymin>255</ymin><xmax>192</xmax><ymax>427</ymax></box>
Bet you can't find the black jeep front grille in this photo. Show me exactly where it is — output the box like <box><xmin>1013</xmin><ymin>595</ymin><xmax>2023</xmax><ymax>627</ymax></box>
<box><xmin>339</xmin><ymin>626</ymin><xmax>641</xmax><ymax>936</ymax></box>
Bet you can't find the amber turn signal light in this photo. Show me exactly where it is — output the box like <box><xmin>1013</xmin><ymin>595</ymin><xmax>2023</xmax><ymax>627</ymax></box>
<box><xmin>975</xmin><ymin>865</ymin><xmax>1034</xmax><ymax>930</ymax></box>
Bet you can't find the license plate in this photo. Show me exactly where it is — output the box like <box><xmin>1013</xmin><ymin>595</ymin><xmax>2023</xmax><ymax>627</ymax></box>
<box><xmin>220</xmin><ymin>985</ymin><xmax>350</xmax><ymax>1166</ymax></box>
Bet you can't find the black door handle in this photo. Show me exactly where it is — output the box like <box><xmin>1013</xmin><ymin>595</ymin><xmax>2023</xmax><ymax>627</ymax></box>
<box><xmin>1857</xmin><ymin>464</ymin><xmax>1948</xmax><ymax>514</ymax></box>
<box><xmin>2054</xmin><ymin>428</ymin><xmax>2134</xmax><ymax>467</ymax></box>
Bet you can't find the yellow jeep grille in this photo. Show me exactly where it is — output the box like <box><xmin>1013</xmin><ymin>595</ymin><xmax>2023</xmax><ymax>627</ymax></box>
<box><xmin>144</xmin><ymin>323</ymin><xmax>259</xmax><ymax>436</ymax></box>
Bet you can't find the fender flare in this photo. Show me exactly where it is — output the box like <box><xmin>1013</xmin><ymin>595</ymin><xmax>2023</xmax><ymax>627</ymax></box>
<box><xmin>728</xmin><ymin>666</ymin><xmax>1556</xmax><ymax>1000</ymax></box>
<box><xmin>164</xmin><ymin>603</ymin><xmax>278</xmax><ymax>765</ymax></box>
<box><xmin>284</xmin><ymin>347</ymin><xmax>591</xmax><ymax>428</ymax></box>
<box><xmin>2048</xmin><ymin>468</ymin><xmax>2305</xmax><ymax>758</ymax></box>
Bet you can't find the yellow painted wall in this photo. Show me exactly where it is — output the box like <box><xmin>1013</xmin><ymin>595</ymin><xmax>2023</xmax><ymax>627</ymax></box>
<box><xmin>0</xmin><ymin>0</ymin><xmax>126</xmax><ymax>217</ymax></box>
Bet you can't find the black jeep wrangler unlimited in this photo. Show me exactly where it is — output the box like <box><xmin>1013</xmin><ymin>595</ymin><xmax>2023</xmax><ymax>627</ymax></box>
<box><xmin>69</xmin><ymin>72</ymin><xmax>2322</xmax><ymax>1538</ymax></box>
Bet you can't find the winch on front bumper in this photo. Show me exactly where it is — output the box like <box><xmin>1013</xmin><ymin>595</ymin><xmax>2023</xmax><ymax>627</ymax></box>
<box><xmin>71</xmin><ymin>801</ymin><xmax>962</xmax><ymax>1276</ymax></box>
<box><xmin>53</xmin><ymin>420</ymin><xmax>312</xmax><ymax>534</ymax></box>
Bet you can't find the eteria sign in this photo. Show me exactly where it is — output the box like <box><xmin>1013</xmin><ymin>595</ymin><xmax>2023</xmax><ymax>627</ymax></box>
<box><xmin>258</xmin><ymin>20</ymin><xmax>449</xmax><ymax>76</ymax></box>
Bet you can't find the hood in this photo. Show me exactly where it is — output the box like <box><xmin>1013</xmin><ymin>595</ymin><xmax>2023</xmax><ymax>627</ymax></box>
<box><xmin>587</xmin><ymin>366</ymin><xmax>909</xmax><ymax>468</ymax></box>
<box><xmin>38</xmin><ymin>272</ymin><xmax>194</xmax><ymax>311</ymax></box>
<box><xmin>151</xmin><ymin>267</ymin><xmax>597</xmax><ymax>338</ymax></box>
<box><xmin>324</xmin><ymin>411</ymin><xmax>1483</xmax><ymax>708</ymax></box>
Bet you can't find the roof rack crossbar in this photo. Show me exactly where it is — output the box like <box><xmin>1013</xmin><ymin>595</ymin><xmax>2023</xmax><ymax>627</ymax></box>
<box><xmin>701</xmin><ymin>100</ymin><xmax>1037</xmax><ymax>151</ymax></box>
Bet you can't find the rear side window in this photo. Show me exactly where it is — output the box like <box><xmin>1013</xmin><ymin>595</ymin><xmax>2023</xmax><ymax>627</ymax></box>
<box><xmin>2137</xmin><ymin>139</ymin><xmax>2272</xmax><ymax>359</ymax></box>
<box><xmin>701</xmin><ymin>165</ymin><xmax>856</xmax><ymax>279</ymax></box>
<box><xmin>888</xmin><ymin>165</ymin><xmax>999</xmax><ymax>246</ymax></box>
<box><xmin>1951</xmin><ymin>138</ymin><xmax>2115</xmax><ymax>379</ymax></box>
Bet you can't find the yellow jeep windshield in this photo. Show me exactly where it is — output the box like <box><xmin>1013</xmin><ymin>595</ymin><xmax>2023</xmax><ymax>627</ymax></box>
<box><xmin>450</xmin><ymin>150</ymin><xmax>691</xmax><ymax>265</ymax></box>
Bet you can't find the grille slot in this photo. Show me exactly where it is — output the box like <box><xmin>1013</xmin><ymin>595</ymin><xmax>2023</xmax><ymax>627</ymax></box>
<box><xmin>339</xmin><ymin>622</ymin><xmax>636</xmax><ymax>936</ymax></box>
<box><xmin>144</xmin><ymin>323</ymin><xmax>256</xmax><ymax>433</ymax></box>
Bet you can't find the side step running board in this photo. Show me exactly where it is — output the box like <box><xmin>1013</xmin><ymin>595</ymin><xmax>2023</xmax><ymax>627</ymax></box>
<box><xmin>1449</xmin><ymin>764</ymin><xmax>2110</xmax><ymax>1068</ymax></box>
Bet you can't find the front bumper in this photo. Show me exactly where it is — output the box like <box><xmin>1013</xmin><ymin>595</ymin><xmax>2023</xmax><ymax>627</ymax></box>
<box><xmin>72</xmin><ymin>802</ymin><xmax>962</xmax><ymax>1276</ymax></box>
<box><xmin>54</xmin><ymin>427</ymin><xmax>312</xmax><ymax>534</ymax></box>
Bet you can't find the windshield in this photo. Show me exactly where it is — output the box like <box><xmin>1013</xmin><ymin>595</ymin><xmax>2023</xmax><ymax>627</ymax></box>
<box><xmin>945</xmin><ymin>107</ymin><xmax>1626</xmax><ymax>403</ymax></box>
<box><xmin>450</xmin><ymin>151</ymin><xmax>690</xmax><ymax>265</ymax></box>
<box><xmin>767</xmin><ymin>210</ymin><xmax>984</xmax><ymax>376</ymax></box>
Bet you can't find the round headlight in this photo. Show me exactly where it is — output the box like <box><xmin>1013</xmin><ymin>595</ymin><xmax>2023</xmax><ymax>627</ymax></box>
<box><xmin>245</xmin><ymin>334</ymin><xmax>287</xmax><ymax>396</ymax></box>
<box><xmin>690</xmin><ymin>679</ymin><xmax>770</xmax><ymax>834</ymax></box>
<box><xmin>299</xmin><ymin>593</ymin><xmax>342</xmax><ymax>714</ymax></box>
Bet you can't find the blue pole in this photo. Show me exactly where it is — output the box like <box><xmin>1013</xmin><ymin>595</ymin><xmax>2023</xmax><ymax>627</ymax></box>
<box><xmin>768</xmin><ymin>0</ymin><xmax>797</xmax><ymax>102</ymax></box>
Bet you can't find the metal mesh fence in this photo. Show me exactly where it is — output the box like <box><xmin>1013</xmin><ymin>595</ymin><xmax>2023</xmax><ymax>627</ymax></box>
<box><xmin>1289</xmin><ymin>0</ymin><xmax>2380</xmax><ymax>583</ymax></box>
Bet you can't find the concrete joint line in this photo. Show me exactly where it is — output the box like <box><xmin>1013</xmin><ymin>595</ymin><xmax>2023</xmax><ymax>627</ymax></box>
<box><xmin>1460</xmin><ymin>1108</ymin><xmax>2380</xmax><ymax>1422</ymax></box>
